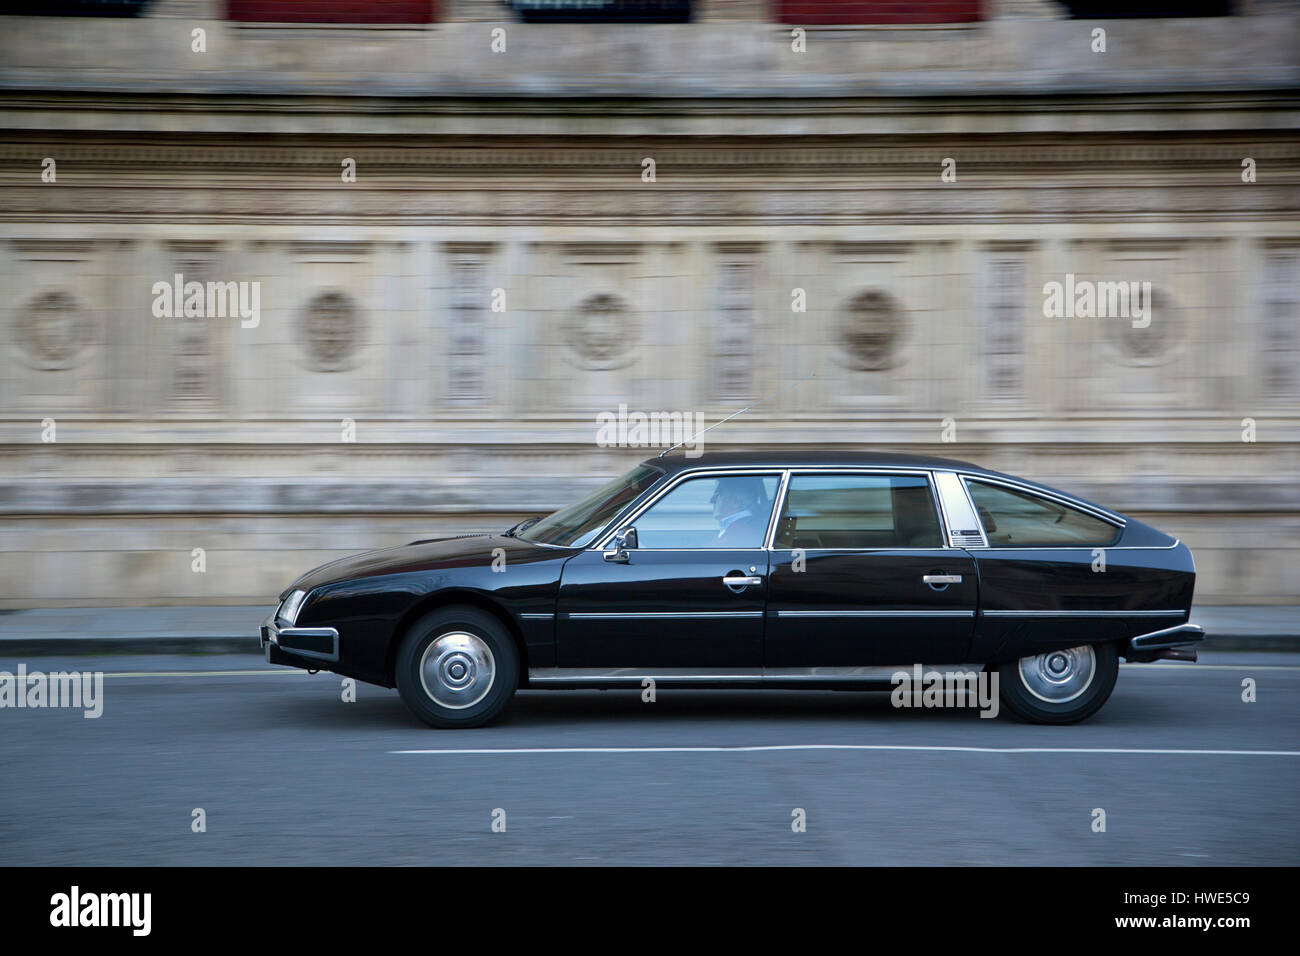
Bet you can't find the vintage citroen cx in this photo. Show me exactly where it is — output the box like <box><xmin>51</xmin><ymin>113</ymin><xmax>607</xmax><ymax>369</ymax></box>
<box><xmin>261</xmin><ymin>451</ymin><xmax>1202</xmax><ymax>726</ymax></box>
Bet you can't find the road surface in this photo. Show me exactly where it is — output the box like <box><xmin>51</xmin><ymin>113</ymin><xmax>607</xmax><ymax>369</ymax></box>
<box><xmin>1</xmin><ymin>649</ymin><xmax>1296</xmax><ymax>865</ymax></box>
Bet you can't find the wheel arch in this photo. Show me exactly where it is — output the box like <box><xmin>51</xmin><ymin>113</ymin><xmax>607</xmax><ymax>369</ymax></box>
<box><xmin>385</xmin><ymin>590</ymin><xmax>529</xmax><ymax>688</ymax></box>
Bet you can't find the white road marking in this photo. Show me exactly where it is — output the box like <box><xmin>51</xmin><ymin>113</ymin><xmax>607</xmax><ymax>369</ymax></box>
<box><xmin>391</xmin><ymin>744</ymin><xmax>1300</xmax><ymax>757</ymax></box>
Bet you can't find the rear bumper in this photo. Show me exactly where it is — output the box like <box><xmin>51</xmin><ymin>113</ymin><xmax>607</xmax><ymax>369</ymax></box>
<box><xmin>1127</xmin><ymin>622</ymin><xmax>1204</xmax><ymax>662</ymax></box>
<box><xmin>259</xmin><ymin>613</ymin><xmax>340</xmax><ymax>664</ymax></box>
<box><xmin>1130</xmin><ymin>622</ymin><xmax>1205</xmax><ymax>650</ymax></box>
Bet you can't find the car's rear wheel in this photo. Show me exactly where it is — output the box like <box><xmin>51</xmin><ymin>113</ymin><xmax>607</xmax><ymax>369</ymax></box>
<box><xmin>395</xmin><ymin>607</ymin><xmax>519</xmax><ymax>728</ymax></box>
<box><xmin>995</xmin><ymin>641</ymin><xmax>1119</xmax><ymax>724</ymax></box>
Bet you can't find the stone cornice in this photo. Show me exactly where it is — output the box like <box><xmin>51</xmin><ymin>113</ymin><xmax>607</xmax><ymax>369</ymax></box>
<box><xmin>2</xmin><ymin>91</ymin><xmax>1298</xmax><ymax>137</ymax></box>
<box><xmin>1</xmin><ymin>186</ymin><xmax>1296</xmax><ymax>226</ymax></box>
<box><xmin>3</xmin><ymin>133</ymin><xmax>1299</xmax><ymax>171</ymax></box>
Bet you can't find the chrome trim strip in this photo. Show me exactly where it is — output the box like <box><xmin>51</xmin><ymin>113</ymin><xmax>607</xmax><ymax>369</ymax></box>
<box><xmin>774</xmin><ymin>609</ymin><xmax>975</xmax><ymax>618</ymax></box>
<box><xmin>519</xmin><ymin>613</ymin><xmax>555</xmax><ymax>620</ymax></box>
<box><xmin>530</xmin><ymin>667</ymin><xmax>762</xmax><ymax>683</ymax></box>
<box><xmin>764</xmin><ymin>665</ymin><xmax>972</xmax><ymax>680</ymax></box>
<box><xmin>769</xmin><ymin>546</ymin><xmax>968</xmax><ymax>553</ymax></box>
<box><xmin>766</xmin><ymin>539</ymin><xmax>1182</xmax><ymax>554</ymax></box>
<box><xmin>528</xmin><ymin>665</ymin><xmax>974</xmax><ymax>684</ymax></box>
<box><xmin>567</xmin><ymin>611</ymin><xmax>764</xmax><ymax>620</ymax></box>
<box><xmin>974</xmin><ymin>543</ymin><xmax>1182</xmax><ymax>551</ymax></box>
<box><xmin>925</xmin><ymin>471</ymin><xmax>952</xmax><ymax>550</ymax></box>
<box><xmin>982</xmin><ymin>609</ymin><xmax>1185</xmax><ymax>618</ymax></box>
<box><xmin>1130</xmin><ymin>623</ymin><xmax>1206</xmax><ymax>650</ymax></box>
<box><xmin>763</xmin><ymin>469</ymin><xmax>792</xmax><ymax>550</ymax></box>
<box><xmin>928</xmin><ymin>469</ymin><xmax>959</xmax><ymax>550</ymax></box>
<box><xmin>957</xmin><ymin>472</ymin><xmax>1126</xmax><ymax>526</ymax></box>
<box><xmin>586</xmin><ymin>548</ymin><xmax>769</xmax><ymax>553</ymax></box>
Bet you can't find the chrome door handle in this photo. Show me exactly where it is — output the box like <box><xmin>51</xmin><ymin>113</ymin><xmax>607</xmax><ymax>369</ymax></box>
<box><xmin>723</xmin><ymin>575</ymin><xmax>762</xmax><ymax>587</ymax></box>
<box><xmin>923</xmin><ymin>574</ymin><xmax>962</xmax><ymax>585</ymax></box>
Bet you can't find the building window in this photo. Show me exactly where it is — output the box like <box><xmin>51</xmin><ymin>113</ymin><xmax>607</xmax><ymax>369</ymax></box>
<box><xmin>1262</xmin><ymin>249</ymin><xmax>1299</xmax><ymax>400</ymax></box>
<box><xmin>171</xmin><ymin>257</ymin><xmax>216</xmax><ymax>404</ymax></box>
<box><xmin>447</xmin><ymin>256</ymin><xmax>486</xmax><ymax>404</ymax></box>
<box><xmin>715</xmin><ymin>259</ymin><xmax>755</xmax><ymax>401</ymax></box>
<box><xmin>982</xmin><ymin>254</ymin><xmax>1025</xmax><ymax>400</ymax></box>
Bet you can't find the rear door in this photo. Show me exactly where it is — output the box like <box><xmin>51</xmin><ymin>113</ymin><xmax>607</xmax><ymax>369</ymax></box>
<box><xmin>764</xmin><ymin>471</ymin><xmax>977</xmax><ymax>668</ymax></box>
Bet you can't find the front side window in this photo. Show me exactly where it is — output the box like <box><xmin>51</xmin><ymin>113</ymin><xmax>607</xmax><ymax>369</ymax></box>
<box><xmin>774</xmin><ymin>474</ymin><xmax>942</xmax><ymax>549</ymax></box>
<box><xmin>965</xmin><ymin>480</ymin><xmax>1120</xmax><ymax>547</ymax></box>
<box><xmin>631</xmin><ymin>474</ymin><xmax>780</xmax><ymax>549</ymax></box>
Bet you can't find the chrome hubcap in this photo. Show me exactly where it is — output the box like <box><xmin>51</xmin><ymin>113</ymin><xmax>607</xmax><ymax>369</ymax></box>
<box><xmin>419</xmin><ymin>631</ymin><xmax>495</xmax><ymax>710</ymax></box>
<box><xmin>1018</xmin><ymin>645</ymin><xmax>1096</xmax><ymax>704</ymax></box>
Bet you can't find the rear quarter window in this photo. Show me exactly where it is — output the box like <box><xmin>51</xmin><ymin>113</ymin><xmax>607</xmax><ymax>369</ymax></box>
<box><xmin>964</xmin><ymin>480</ymin><xmax>1121</xmax><ymax>547</ymax></box>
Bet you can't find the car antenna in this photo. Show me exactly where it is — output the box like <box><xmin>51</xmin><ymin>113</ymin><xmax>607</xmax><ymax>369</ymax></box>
<box><xmin>658</xmin><ymin>373</ymin><xmax>816</xmax><ymax>459</ymax></box>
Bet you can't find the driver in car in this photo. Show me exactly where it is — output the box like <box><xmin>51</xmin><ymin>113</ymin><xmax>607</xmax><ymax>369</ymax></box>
<box><xmin>711</xmin><ymin>477</ymin><xmax>769</xmax><ymax>547</ymax></box>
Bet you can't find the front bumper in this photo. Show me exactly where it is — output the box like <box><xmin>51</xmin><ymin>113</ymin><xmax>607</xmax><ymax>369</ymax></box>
<box><xmin>260</xmin><ymin>613</ymin><xmax>340</xmax><ymax>664</ymax></box>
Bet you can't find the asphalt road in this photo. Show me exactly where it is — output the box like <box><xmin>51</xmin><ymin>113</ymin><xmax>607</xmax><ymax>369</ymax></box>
<box><xmin>1</xmin><ymin>650</ymin><xmax>1297</xmax><ymax>866</ymax></box>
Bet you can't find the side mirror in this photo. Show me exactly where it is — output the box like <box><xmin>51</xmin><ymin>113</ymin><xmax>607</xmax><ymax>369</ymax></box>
<box><xmin>603</xmin><ymin>527</ymin><xmax>638</xmax><ymax>563</ymax></box>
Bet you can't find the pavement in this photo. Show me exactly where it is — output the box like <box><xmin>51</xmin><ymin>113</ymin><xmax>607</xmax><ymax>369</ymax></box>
<box><xmin>1</xmin><ymin>649</ymin><xmax>1296</xmax><ymax>865</ymax></box>
<box><xmin>0</xmin><ymin>604</ymin><xmax>1294</xmax><ymax>656</ymax></box>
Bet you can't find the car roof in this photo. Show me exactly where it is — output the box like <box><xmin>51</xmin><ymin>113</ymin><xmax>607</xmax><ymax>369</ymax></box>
<box><xmin>645</xmin><ymin>449</ymin><xmax>984</xmax><ymax>474</ymax></box>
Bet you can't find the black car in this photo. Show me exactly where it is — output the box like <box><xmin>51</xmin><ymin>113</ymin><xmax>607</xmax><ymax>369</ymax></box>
<box><xmin>260</xmin><ymin>451</ymin><xmax>1203</xmax><ymax>726</ymax></box>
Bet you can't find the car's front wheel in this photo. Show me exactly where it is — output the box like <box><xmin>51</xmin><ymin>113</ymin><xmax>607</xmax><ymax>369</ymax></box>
<box><xmin>995</xmin><ymin>641</ymin><xmax>1119</xmax><ymax>724</ymax></box>
<box><xmin>395</xmin><ymin>607</ymin><xmax>519</xmax><ymax>728</ymax></box>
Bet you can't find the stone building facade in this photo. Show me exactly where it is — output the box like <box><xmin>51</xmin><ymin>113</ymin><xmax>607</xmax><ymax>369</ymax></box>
<box><xmin>0</xmin><ymin>12</ymin><xmax>1297</xmax><ymax>606</ymax></box>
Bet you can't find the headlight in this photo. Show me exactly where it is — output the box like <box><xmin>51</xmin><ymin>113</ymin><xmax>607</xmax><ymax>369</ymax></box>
<box><xmin>277</xmin><ymin>589</ymin><xmax>308</xmax><ymax>626</ymax></box>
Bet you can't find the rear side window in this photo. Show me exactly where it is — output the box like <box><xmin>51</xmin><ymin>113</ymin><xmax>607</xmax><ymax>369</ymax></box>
<box><xmin>965</xmin><ymin>480</ymin><xmax>1120</xmax><ymax>547</ymax></box>
<box><xmin>774</xmin><ymin>474</ymin><xmax>942</xmax><ymax>549</ymax></box>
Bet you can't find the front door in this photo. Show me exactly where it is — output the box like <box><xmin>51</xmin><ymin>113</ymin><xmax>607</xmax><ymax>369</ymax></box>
<box><xmin>556</xmin><ymin>472</ymin><xmax>781</xmax><ymax>668</ymax></box>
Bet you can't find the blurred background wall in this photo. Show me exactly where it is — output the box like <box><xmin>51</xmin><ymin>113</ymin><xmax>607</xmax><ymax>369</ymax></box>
<box><xmin>0</xmin><ymin>3</ymin><xmax>1297</xmax><ymax>607</ymax></box>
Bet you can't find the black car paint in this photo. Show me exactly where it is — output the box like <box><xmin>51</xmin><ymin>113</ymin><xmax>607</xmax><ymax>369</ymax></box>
<box><xmin>283</xmin><ymin>534</ymin><xmax>574</xmax><ymax>685</ymax></box>
<box><xmin>268</xmin><ymin>452</ymin><xmax>1196</xmax><ymax>689</ymax></box>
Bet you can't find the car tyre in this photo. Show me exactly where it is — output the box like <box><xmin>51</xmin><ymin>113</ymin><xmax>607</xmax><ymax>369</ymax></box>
<box><xmin>395</xmin><ymin>606</ymin><xmax>519</xmax><ymax>728</ymax></box>
<box><xmin>995</xmin><ymin>641</ymin><xmax>1119</xmax><ymax>724</ymax></box>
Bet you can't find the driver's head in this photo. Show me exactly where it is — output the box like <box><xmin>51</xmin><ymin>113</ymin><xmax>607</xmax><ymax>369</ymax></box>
<box><xmin>710</xmin><ymin>477</ymin><xmax>765</xmax><ymax>521</ymax></box>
